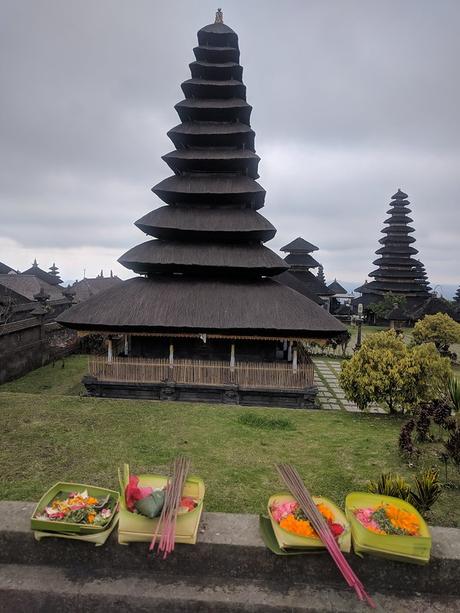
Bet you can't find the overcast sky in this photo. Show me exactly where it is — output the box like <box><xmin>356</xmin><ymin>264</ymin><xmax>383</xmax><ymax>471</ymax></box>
<box><xmin>1</xmin><ymin>0</ymin><xmax>459</xmax><ymax>294</ymax></box>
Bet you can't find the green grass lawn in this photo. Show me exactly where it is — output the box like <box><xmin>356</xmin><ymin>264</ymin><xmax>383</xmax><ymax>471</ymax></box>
<box><xmin>0</xmin><ymin>356</ymin><xmax>458</xmax><ymax>527</ymax></box>
<box><xmin>0</xmin><ymin>354</ymin><xmax>87</xmax><ymax>395</ymax></box>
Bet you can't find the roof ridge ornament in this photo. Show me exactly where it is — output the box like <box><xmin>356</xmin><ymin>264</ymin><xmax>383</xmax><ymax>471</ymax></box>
<box><xmin>215</xmin><ymin>8</ymin><xmax>223</xmax><ymax>23</ymax></box>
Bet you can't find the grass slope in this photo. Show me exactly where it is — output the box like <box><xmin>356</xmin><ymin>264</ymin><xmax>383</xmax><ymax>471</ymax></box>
<box><xmin>0</xmin><ymin>390</ymin><xmax>458</xmax><ymax>527</ymax></box>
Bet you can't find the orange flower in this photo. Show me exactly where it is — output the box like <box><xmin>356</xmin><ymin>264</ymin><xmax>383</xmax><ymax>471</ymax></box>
<box><xmin>87</xmin><ymin>513</ymin><xmax>96</xmax><ymax>523</ymax></box>
<box><xmin>316</xmin><ymin>503</ymin><xmax>334</xmax><ymax>523</ymax></box>
<box><xmin>86</xmin><ymin>497</ymin><xmax>98</xmax><ymax>505</ymax></box>
<box><xmin>383</xmin><ymin>504</ymin><xmax>419</xmax><ymax>535</ymax></box>
<box><xmin>279</xmin><ymin>514</ymin><xmax>319</xmax><ymax>538</ymax></box>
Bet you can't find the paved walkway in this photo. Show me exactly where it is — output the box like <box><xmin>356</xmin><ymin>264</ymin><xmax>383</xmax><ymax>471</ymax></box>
<box><xmin>313</xmin><ymin>358</ymin><xmax>385</xmax><ymax>413</ymax></box>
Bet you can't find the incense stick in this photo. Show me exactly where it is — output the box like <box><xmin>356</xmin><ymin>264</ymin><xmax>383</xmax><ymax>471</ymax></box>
<box><xmin>276</xmin><ymin>463</ymin><xmax>376</xmax><ymax>608</ymax></box>
<box><xmin>149</xmin><ymin>456</ymin><xmax>190</xmax><ymax>558</ymax></box>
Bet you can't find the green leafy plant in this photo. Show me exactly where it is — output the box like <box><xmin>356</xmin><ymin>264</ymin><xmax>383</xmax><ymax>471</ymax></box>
<box><xmin>412</xmin><ymin>313</ymin><xmax>460</xmax><ymax>354</ymax></box>
<box><xmin>368</xmin><ymin>293</ymin><xmax>407</xmax><ymax>320</ymax></box>
<box><xmin>340</xmin><ymin>330</ymin><xmax>451</xmax><ymax>413</ymax></box>
<box><xmin>367</xmin><ymin>469</ymin><xmax>442</xmax><ymax>516</ymax></box>
<box><xmin>447</xmin><ymin>376</ymin><xmax>460</xmax><ymax>413</ymax></box>
<box><xmin>237</xmin><ymin>412</ymin><xmax>295</xmax><ymax>431</ymax></box>
<box><xmin>408</xmin><ymin>469</ymin><xmax>443</xmax><ymax>515</ymax></box>
<box><xmin>368</xmin><ymin>472</ymin><xmax>411</xmax><ymax>500</ymax></box>
<box><xmin>444</xmin><ymin>427</ymin><xmax>460</xmax><ymax>471</ymax></box>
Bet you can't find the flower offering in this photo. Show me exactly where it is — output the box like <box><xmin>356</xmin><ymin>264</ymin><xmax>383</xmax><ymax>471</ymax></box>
<box><xmin>354</xmin><ymin>503</ymin><xmax>420</xmax><ymax>536</ymax></box>
<box><xmin>36</xmin><ymin>489</ymin><xmax>115</xmax><ymax>526</ymax></box>
<box><xmin>271</xmin><ymin>498</ymin><xmax>345</xmax><ymax>539</ymax></box>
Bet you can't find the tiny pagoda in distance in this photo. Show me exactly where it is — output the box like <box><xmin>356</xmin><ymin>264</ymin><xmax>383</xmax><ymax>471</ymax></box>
<box><xmin>354</xmin><ymin>189</ymin><xmax>430</xmax><ymax>318</ymax></box>
<box><xmin>275</xmin><ymin>237</ymin><xmax>334</xmax><ymax>309</ymax></box>
<box><xmin>57</xmin><ymin>11</ymin><xmax>345</xmax><ymax>408</ymax></box>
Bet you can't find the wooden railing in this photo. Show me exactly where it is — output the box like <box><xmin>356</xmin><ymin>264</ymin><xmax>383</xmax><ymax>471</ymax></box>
<box><xmin>88</xmin><ymin>357</ymin><xmax>314</xmax><ymax>390</ymax></box>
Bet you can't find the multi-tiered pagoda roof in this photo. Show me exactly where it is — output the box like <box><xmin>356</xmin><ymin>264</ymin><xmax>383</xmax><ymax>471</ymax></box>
<box><xmin>276</xmin><ymin>237</ymin><xmax>333</xmax><ymax>304</ymax></box>
<box><xmin>21</xmin><ymin>259</ymin><xmax>62</xmax><ymax>286</ymax></box>
<box><xmin>355</xmin><ymin>190</ymin><xmax>430</xmax><ymax>305</ymax></box>
<box><xmin>58</xmin><ymin>14</ymin><xmax>343</xmax><ymax>339</ymax></box>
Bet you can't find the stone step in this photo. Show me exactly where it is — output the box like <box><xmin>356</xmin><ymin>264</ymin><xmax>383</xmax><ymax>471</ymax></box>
<box><xmin>1</xmin><ymin>564</ymin><xmax>459</xmax><ymax>613</ymax></box>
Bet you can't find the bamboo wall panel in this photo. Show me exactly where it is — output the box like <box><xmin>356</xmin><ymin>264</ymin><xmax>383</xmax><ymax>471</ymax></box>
<box><xmin>88</xmin><ymin>357</ymin><xmax>314</xmax><ymax>390</ymax></box>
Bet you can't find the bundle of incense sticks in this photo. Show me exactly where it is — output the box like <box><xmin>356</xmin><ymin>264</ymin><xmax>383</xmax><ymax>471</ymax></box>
<box><xmin>149</xmin><ymin>456</ymin><xmax>190</xmax><ymax>558</ymax></box>
<box><xmin>275</xmin><ymin>463</ymin><xmax>376</xmax><ymax>609</ymax></box>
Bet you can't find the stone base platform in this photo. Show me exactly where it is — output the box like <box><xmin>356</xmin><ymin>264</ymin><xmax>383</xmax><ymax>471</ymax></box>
<box><xmin>83</xmin><ymin>376</ymin><xmax>319</xmax><ymax>409</ymax></box>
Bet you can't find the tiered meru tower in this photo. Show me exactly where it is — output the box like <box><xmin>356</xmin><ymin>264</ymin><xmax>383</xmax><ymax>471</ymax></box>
<box><xmin>58</xmin><ymin>11</ymin><xmax>345</xmax><ymax>408</ymax></box>
<box><xmin>355</xmin><ymin>190</ymin><xmax>430</xmax><ymax>308</ymax></box>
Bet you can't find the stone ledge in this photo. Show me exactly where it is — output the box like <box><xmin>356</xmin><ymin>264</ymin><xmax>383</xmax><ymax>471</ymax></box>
<box><xmin>1</xmin><ymin>502</ymin><xmax>459</xmax><ymax>596</ymax></box>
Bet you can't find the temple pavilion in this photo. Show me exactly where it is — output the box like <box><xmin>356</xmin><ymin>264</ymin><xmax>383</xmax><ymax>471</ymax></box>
<box><xmin>355</xmin><ymin>190</ymin><xmax>430</xmax><ymax>313</ymax></box>
<box><xmin>57</xmin><ymin>11</ymin><xmax>345</xmax><ymax>408</ymax></box>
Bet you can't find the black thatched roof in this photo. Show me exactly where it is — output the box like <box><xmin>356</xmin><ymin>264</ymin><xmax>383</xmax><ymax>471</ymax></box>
<box><xmin>328</xmin><ymin>279</ymin><xmax>347</xmax><ymax>295</ymax></box>
<box><xmin>135</xmin><ymin>207</ymin><xmax>275</xmax><ymax>242</ymax></box>
<box><xmin>57</xmin><ymin>276</ymin><xmax>344</xmax><ymax>337</ymax></box>
<box><xmin>163</xmin><ymin>149</ymin><xmax>260</xmax><ymax>177</ymax></box>
<box><xmin>0</xmin><ymin>274</ymin><xmax>67</xmax><ymax>303</ymax></box>
<box><xmin>356</xmin><ymin>190</ymin><xmax>430</xmax><ymax>300</ymax></box>
<box><xmin>71</xmin><ymin>276</ymin><xmax>123</xmax><ymax>303</ymax></box>
<box><xmin>152</xmin><ymin>173</ymin><xmax>265</xmax><ymax>208</ymax></box>
<box><xmin>409</xmin><ymin>295</ymin><xmax>457</xmax><ymax>321</ymax></box>
<box><xmin>119</xmin><ymin>241</ymin><xmax>288</xmax><ymax>276</ymax></box>
<box><xmin>280</xmin><ymin>237</ymin><xmax>319</xmax><ymax>253</ymax></box>
<box><xmin>0</xmin><ymin>261</ymin><xmax>14</xmax><ymax>275</ymax></box>
<box><xmin>272</xmin><ymin>271</ymin><xmax>324</xmax><ymax>306</ymax></box>
<box><xmin>21</xmin><ymin>260</ymin><xmax>62</xmax><ymax>286</ymax></box>
<box><xmin>175</xmin><ymin>98</ymin><xmax>251</xmax><ymax>123</ymax></box>
<box><xmin>58</xmin><ymin>13</ymin><xmax>345</xmax><ymax>340</ymax></box>
<box><xmin>276</xmin><ymin>270</ymin><xmax>334</xmax><ymax>298</ymax></box>
<box><xmin>284</xmin><ymin>253</ymin><xmax>320</xmax><ymax>269</ymax></box>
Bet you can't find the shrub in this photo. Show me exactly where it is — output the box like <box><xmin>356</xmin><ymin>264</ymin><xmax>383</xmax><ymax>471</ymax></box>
<box><xmin>444</xmin><ymin>427</ymin><xmax>460</xmax><ymax>471</ymax></box>
<box><xmin>399</xmin><ymin>419</ymin><xmax>417</xmax><ymax>456</ymax></box>
<box><xmin>408</xmin><ymin>469</ymin><xmax>443</xmax><ymax>515</ymax></box>
<box><xmin>412</xmin><ymin>313</ymin><xmax>460</xmax><ymax>354</ymax></box>
<box><xmin>368</xmin><ymin>472</ymin><xmax>411</xmax><ymax>500</ymax></box>
<box><xmin>367</xmin><ymin>469</ymin><xmax>442</xmax><ymax>516</ymax></box>
<box><xmin>339</xmin><ymin>330</ymin><xmax>451</xmax><ymax>413</ymax></box>
<box><xmin>447</xmin><ymin>376</ymin><xmax>460</xmax><ymax>413</ymax></box>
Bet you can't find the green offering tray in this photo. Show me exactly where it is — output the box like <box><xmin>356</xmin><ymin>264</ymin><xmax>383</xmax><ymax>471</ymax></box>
<box><xmin>345</xmin><ymin>492</ymin><xmax>431</xmax><ymax>565</ymax></box>
<box><xmin>268</xmin><ymin>492</ymin><xmax>351</xmax><ymax>553</ymax></box>
<box><xmin>118</xmin><ymin>471</ymin><xmax>205</xmax><ymax>545</ymax></box>
<box><xmin>31</xmin><ymin>482</ymin><xmax>119</xmax><ymax>535</ymax></box>
<box><xmin>34</xmin><ymin>515</ymin><xmax>119</xmax><ymax>547</ymax></box>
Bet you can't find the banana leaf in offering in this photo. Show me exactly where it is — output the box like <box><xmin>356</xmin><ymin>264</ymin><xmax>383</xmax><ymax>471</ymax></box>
<box><xmin>345</xmin><ymin>492</ymin><xmax>431</xmax><ymax>564</ymax></box>
<box><xmin>268</xmin><ymin>493</ymin><xmax>351</xmax><ymax>553</ymax></box>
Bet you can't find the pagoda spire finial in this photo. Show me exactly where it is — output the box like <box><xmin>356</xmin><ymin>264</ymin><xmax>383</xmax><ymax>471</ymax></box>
<box><xmin>215</xmin><ymin>8</ymin><xmax>223</xmax><ymax>23</ymax></box>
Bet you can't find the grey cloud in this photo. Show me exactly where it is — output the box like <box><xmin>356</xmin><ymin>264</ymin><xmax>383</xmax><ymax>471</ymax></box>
<box><xmin>0</xmin><ymin>0</ymin><xmax>458</xmax><ymax>286</ymax></box>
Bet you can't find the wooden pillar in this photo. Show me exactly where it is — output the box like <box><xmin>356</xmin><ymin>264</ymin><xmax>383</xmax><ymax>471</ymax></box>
<box><xmin>287</xmin><ymin>341</ymin><xmax>292</xmax><ymax>362</ymax></box>
<box><xmin>292</xmin><ymin>344</ymin><xmax>298</xmax><ymax>373</ymax></box>
<box><xmin>169</xmin><ymin>343</ymin><xmax>174</xmax><ymax>368</ymax></box>
<box><xmin>107</xmin><ymin>338</ymin><xmax>113</xmax><ymax>363</ymax></box>
<box><xmin>230</xmin><ymin>343</ymin><xmax>235</xmax><ymax>372</ymax></box>
<box><xmin>124</xmin><ymin>334</ymin><xmax>129</xmax><ymax>355</ymax></box>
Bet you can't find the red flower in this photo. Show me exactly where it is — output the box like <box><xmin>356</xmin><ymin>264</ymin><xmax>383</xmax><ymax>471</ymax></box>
<box><xmin>329</xmin><ymin>522</ymin><xmax>344</xmax><ymax>537</ymax></box>
<box><xmin>125</xmin><ymin>475</ymin><xmax>153</xmax><ymax>512</ymax></box>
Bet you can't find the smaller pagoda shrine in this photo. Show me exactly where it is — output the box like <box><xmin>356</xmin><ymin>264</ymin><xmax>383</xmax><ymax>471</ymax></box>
<box><xmin>355</xmin><ymin>190</ymin><xmax>430</xmax><ymax>312</ymax></box>
<box><xmin>276</xmin><ymin>237</ymin><xmax>334</xmax><ymax>308</ymax></box>
<box><xmin>21</xmin><ymin>259</ymin><xmax>63</xmax><ymax>286</ymax></box>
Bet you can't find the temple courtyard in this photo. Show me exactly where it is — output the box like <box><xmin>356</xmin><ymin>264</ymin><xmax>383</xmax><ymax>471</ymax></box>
<box><xmin>1</xmin><ymin>355</ymin><xmax>458</xmax><ymax>528</ymax></box>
